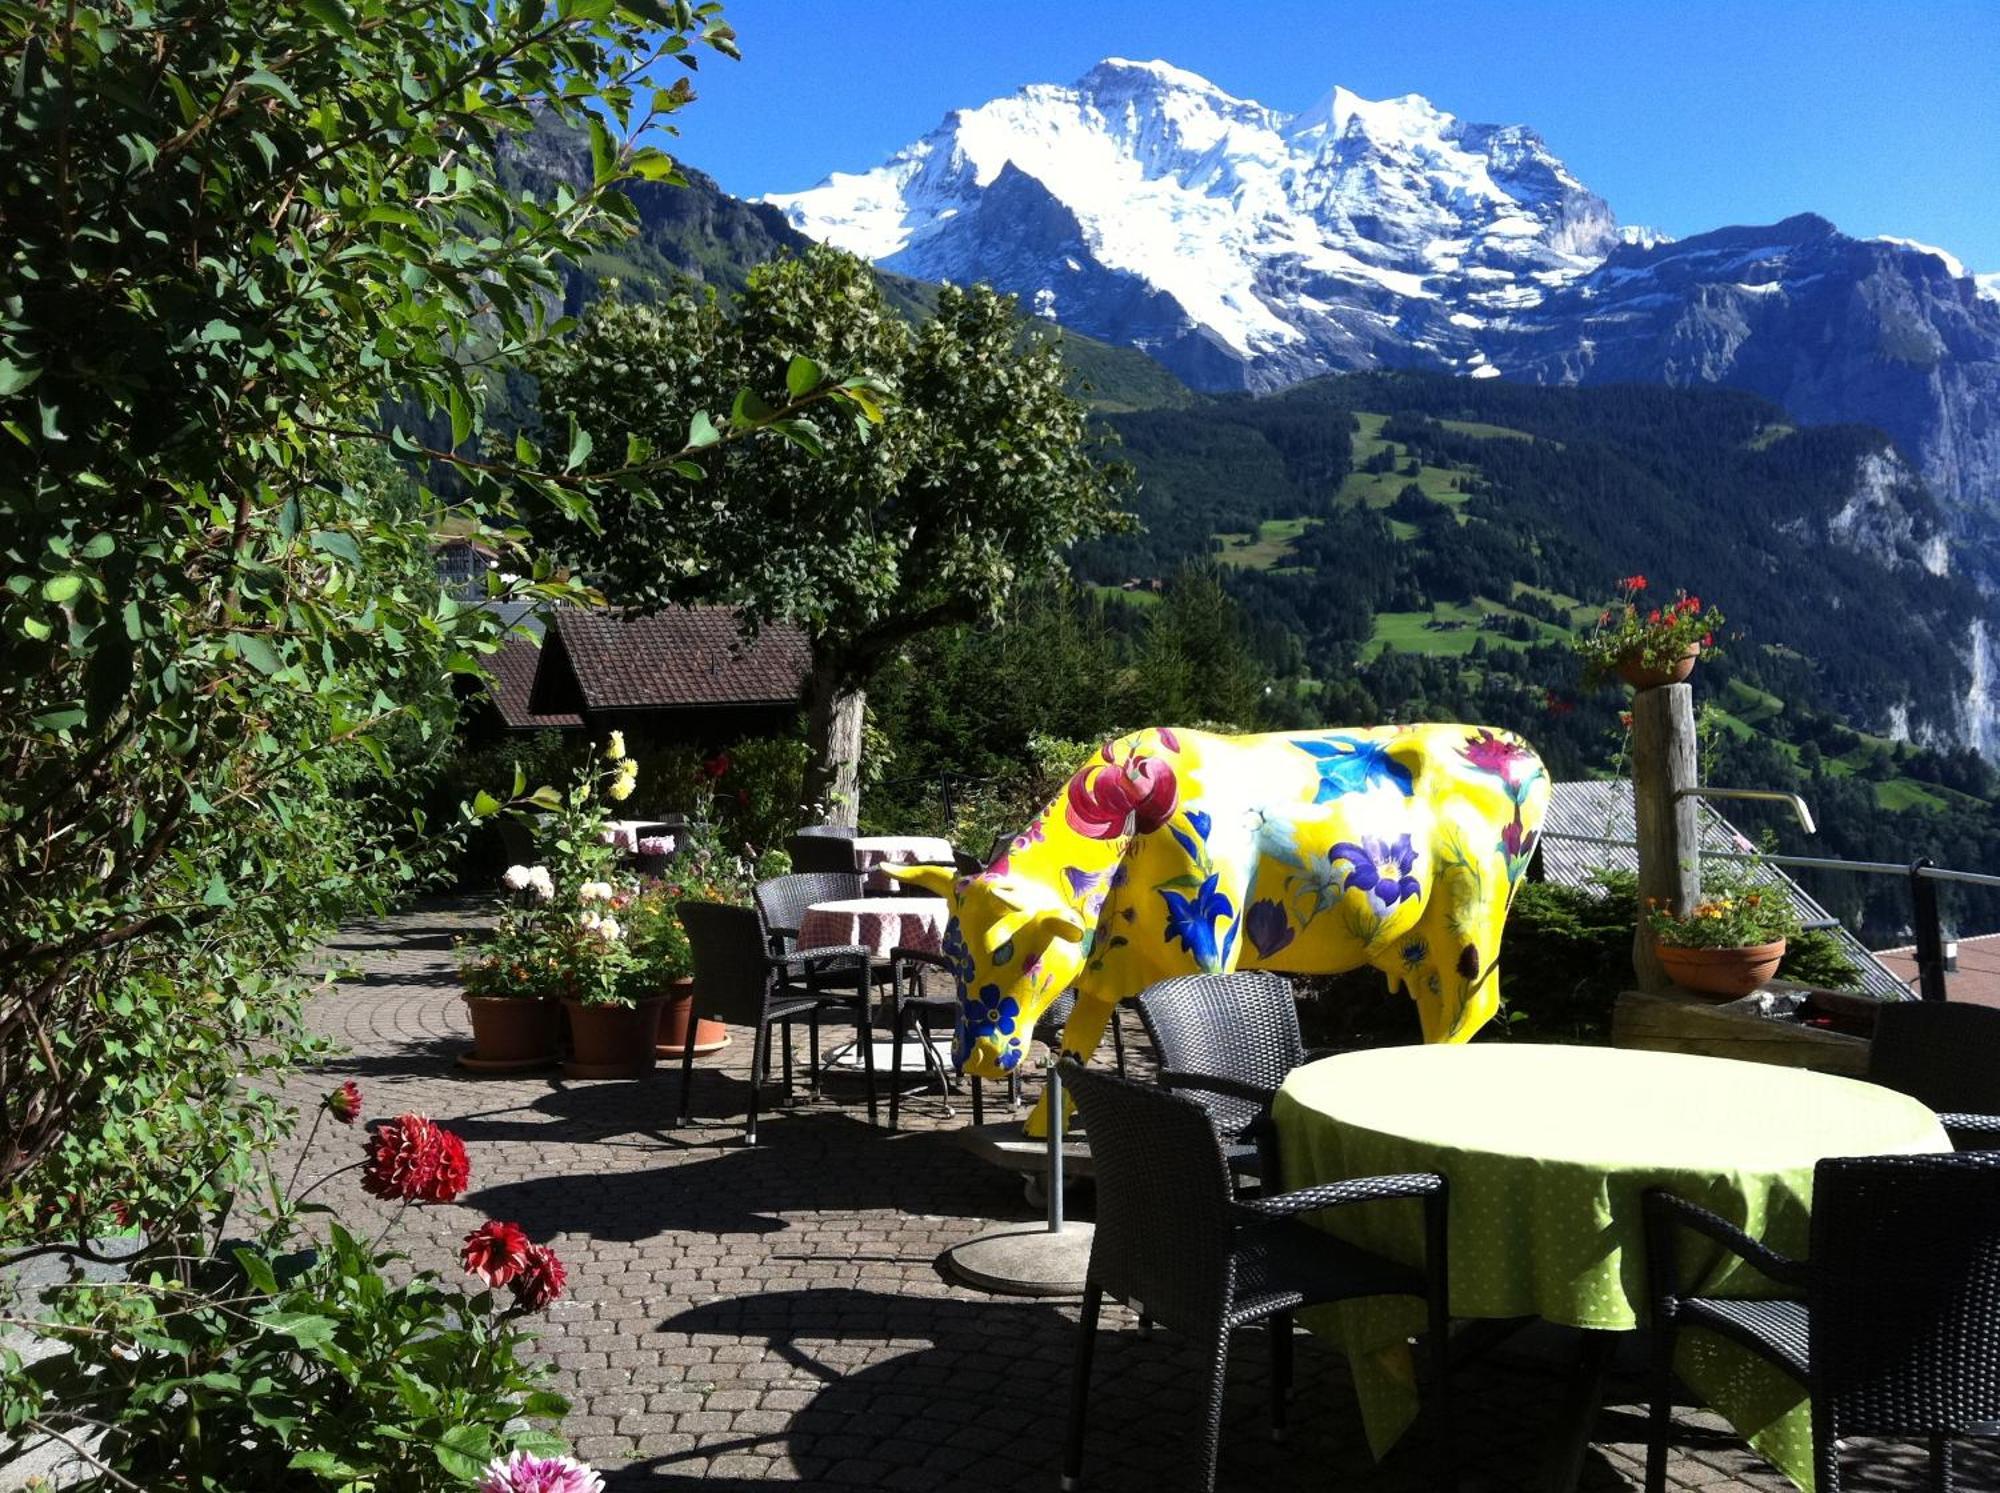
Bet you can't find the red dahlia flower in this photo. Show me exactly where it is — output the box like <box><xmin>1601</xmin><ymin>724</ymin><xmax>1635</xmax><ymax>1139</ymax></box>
<box><xmin>461</xmin><ymin>1220</ymin><xmax>533</xmax><ymax>1287</ymax></box>
<box><xmin>510</xmin><ymin>1243</ymin><xmax>567</xmax><ymax>1311</ymax></box>
<box><xmin>325</xmin><ymin>1080</ymin><xmax>363</xmax><ymax>1126</ymax></box>
<box><xmin>361</xmin><ymin>1114</ymin><xmax>471</xmax><ymax>1204</ymax></box>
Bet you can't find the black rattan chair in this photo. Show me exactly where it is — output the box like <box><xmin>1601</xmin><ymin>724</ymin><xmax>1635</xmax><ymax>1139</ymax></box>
<box><xmin>753</xmin><ymin>872</ymin><xmax>886</xmax><ymax>1126</ymax></box>
<box><xmin>1644</xmin><ymin>1152</ymin><xmax>2000</xmax><ymax>1493</ymax></box>
<box><xmin>675</xmin><ymin>902</ymin><xmax>872</xmax><ymax>1145</ymax></box>
<box><xmin>785</xmin><ymin>826</ymin><xmax>857</xmax><ymax>875</ymax></box>
<box><xmin>1134</xmin><ymin>971</ymin><xmax>1317</xmax><ymax>1182</ymax></box>
<box><xmin>1060</xmin><ymin>1059</ymin><xmax>1449</xmax><ymax>1493</ymax></box>
<box><xmin>1869</xmin><ymin>1000</ymin><xmax>2000</xmax><ymax>1149</ymax></box>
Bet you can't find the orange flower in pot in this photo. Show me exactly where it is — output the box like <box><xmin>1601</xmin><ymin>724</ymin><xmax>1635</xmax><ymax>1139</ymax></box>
<box><xmin>1645</xmin><ymin>870</ymin><xmax>1800</xmax><ymax>999</ymax></box>
<box><xmin>1575</xmin><ymin>576</ymin><xmax>1722</xmax><ymax>690</ymax></box>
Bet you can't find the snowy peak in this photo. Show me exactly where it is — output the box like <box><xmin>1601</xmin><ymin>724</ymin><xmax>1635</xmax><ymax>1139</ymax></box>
<box><xmin>763</xmin><ymin>60</ymin><xmax>1622</xmax><ymax>375</ymax></box>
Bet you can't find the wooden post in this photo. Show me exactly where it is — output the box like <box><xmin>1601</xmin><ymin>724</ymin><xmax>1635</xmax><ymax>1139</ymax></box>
<box><xmin>1630</xmin><ymin>682</ymin><xmax>1701</xmax><ymax>992</ymax></box>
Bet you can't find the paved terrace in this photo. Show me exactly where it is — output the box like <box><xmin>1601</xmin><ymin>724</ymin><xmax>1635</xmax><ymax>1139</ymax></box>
<box><xmin>293</xmin><ymin>900</ymin><xmax>1993</xmax><ymax>1492</ymax></box>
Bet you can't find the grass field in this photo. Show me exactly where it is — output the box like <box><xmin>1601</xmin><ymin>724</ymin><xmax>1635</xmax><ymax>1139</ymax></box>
<box><xmin>1438</xmin><ymin>417</ymin><xmax>1539</xmax><ymax>443</ymax></box>
<box><xmin>1215</xmin><ymin>516</ymin><xmax>1320</xmax><ymax>569</ymax></box>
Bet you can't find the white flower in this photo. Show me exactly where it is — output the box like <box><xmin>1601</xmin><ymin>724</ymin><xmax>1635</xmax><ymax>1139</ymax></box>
<box><xmin>579</xmin><ymin>881</ymin><xmax>615</xmax><ymax>903</ymax></box>
<box><xmin>594</xmin><ymin>917</ymin><xmax>622</xmax><ymax>943</ymax></box>
<box><xmin>502</xmin><ymin>865</ymin><xmax>532</xmax><ymax>892</ymax></box>
<box><xmin>605</xmin><ymin>730</ymin><xmax>626</xmax><ymax>762</ymax></box>
<box><xmin>525</xmin><ymin>866</ymin><xmax>554</xmax><ymax>902</ymax></box>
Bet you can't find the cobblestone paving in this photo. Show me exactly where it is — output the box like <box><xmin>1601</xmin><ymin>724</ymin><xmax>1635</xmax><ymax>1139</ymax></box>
<box><xmin>290</xmin><ymin>900</ymin><xmax>1995</xmax><ymax>1493</ymax></box>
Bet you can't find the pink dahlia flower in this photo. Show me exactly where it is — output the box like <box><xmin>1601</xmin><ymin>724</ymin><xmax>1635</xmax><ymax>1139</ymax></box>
<box><xmin>461</xmin><ymin>1220</ymin><xmax>533</xmax><ymax>1287</ymax></box>
<box><xmin>477</xmin><ymin>1451</ymin><xmax>604</xmax><ymax>1493</ymax></box>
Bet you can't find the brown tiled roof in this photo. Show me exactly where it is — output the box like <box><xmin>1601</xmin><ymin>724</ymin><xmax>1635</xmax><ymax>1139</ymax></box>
<box><xmin>550</xmin><ymin>608</ymin><xmax>811</xmax><ymax>711</ymax></box>
<box><xmin>487</xmin><ymin>636</ymin><xmax>582</xmax><ymax>729</ymax></box>
<box><xmin>1873</xmin><ymin>932</ymin><xmax>2000</xmax><ymax>1009</ymax></box>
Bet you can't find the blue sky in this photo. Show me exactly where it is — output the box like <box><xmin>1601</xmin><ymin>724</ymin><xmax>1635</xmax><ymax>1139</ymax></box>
<box><xmin>670</xmin><ymin>0</ymin><xmax>2000</xmax><ymax>271</ymax></box>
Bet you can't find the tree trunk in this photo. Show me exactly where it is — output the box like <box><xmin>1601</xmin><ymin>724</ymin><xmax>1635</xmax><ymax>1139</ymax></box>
<box><xmin>803</xmin><ymin>665</ymin><xmax>866</xmax><ymax>829</ymax></box>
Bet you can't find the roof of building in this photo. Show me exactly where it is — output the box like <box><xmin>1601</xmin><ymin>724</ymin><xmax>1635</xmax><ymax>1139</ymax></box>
<box><xmin>484</xmin><ymin>607</ymin><xmax>812</xmax><ymax>728</ymax></box>
<box><xmin>1872</xmin><ymin>933</ymin><xmax>2000</xmax><ymax>1009</ymax></box>
<box><xmin>1539</xmin><ymin>780</ymin><xmax>1908</xmax><ymax>1000</ymax></box>
<box><xmin>548</xmin><ymin>608</ymin><xmax>811</xmax><ymax>713</ymax></box>
<box><xmin>486</xmin><ymin>636</ymin><xmax>582</xmax><ymax>730</ymax></box>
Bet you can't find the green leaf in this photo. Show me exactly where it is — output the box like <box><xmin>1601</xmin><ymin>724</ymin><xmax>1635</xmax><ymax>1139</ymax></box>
<box><xmin>288</xmin><ymin>1449</ymin><xmax>361</xmax><ymax>1477</ymax></box>
<box><xmin>30</xmin><ymin>707</ymin><xmax>86</xmax><ymax>733</ymax></box>
<box><xmin>235</xmin><ymin>634</ymin><xmax>281</xmax><ymax>675</ymax></box>
<box><xmin>199</xmin><ymin>319</ymin><xmax>241</xmax><ymax>344</ymax></box>
<box><xmin>41</xmin><ymin>574</ymin><xmax>82</xmax><ymax>604</ymax></box>
<box><xmin>686</xmin><ymin>410</ymin><xmax>719</xmax><ymax>449</ymax></box>
<box><xmin>565</xmin><ymin>417</ymin><xmax>593</xmax><ymax>472</ymax></box>
<box><xmin>587</xmin><ymin>115</ymin><xmax>616</xmax><ymax>186</ymax></box>
<box><xmin>471</xmin><ymin>790</ymin><xmax>502</xmax><ymax>818</ymax></box>
<box><xmin>730</xmin><ymin>387</ymin><xmax>775</xmax><ymax>430</ymax></box>
<box><xmin>80</xmin><ymin>533</ymin><xmax>115</xmax><ymax>559</ymax></box>
<box><xmin>434</xmin><ymin>1424</ymin><xmax>492</xmax><ymax>1481</ymax></box>
<box><xmin>257</xmin><ymin>1311</ymin><xmax>338</xmax><ymax>1349</ymax></box>
<box><xmin>785</xmin><ymin>354</ymin><xmax>821</xmax><ymax>400</ymax></box>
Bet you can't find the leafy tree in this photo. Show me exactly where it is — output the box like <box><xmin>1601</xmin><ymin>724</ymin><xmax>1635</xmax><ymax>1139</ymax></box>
<box><xmin>0</xmin><ymin>0</ymin><xmax>797</xmax><ymax>1216</ymax></box>
<box><xmin>533</xmin><ymin>246</ymin><xmax>1129</xmax><ymax>821</ymax></box>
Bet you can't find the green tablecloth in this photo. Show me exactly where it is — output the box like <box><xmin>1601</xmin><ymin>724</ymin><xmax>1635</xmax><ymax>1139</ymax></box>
<box><xmin>1271</xmin><ymin>1044</ymin><xmax>1950</xmax><ymax>1492</ymax></box>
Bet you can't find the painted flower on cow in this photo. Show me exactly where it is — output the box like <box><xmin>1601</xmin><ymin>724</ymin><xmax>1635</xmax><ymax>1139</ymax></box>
<box><xmin>361</xmin><ymin>1113</ymin><xmax>471</xmax><ymax>1204</ymax></box>
<box><xmin>1459</xmin><ymin>729</ymin><xmax>1541</xmax><ymax>798</ymax></box>
<box><xmin>941</xmin><ymin>920</ymin><xmax>976</xmax><ymax>990</ymax></box>
<box><xmin>1159</xmin><ymin>873</ymin><xmax>1237</xmax><ymax>971</ymax></box>
<box><xmin>1331</xmin><ymin>836</ymin><xmax>1423</xmax><ymax>912</ymax></box>
<box><xmin>479</xmin><ymin>1451</ymin><xmax>604</xmax><ymax>1493</ymax></box>
<box><xmin>1244</xmin><ymin>899</ymin><xmax>1295</xmax><ymax>960</ymax></box>
<box><xmin>1293</xmin><ymin>736</ymin><xmax>1414</xmax><ymax>802</ymax></box>
<box><xmin>1500</xmin><ymin>814</ymin><xmax>1535</xmax><ymax>884</ymax></box>
<box><xmin>461</xmin><ymin>1220</ymin><xmax>533</xmax><ymax>1288</ymax></box>
<box><xmin>1065</xmin><ymin>750</ymin><xmax>1179</xmax><ymax>841</ymax></box>
<box><xmin>965</xmin><ymin>982</ymin><xmax>1020</xmax><ymax>1038</ymax></box>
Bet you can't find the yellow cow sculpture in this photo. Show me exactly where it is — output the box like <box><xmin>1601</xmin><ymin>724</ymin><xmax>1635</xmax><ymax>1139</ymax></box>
<box><xmin>896</xmin><ymin>725</ymin><xmax>1549</xmax><ymax>1134</ymax></box>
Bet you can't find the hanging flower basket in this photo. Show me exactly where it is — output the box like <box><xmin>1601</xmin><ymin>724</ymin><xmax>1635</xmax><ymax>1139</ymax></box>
<box><xmin>1657</xmin><ymin>939</ymin><xmax>1788</xmax><ymax>999</ymax></box>
<box><xmin>1575</xmin><ymin>575</ymin><xmax>1721</xmax><ymax>690</ymax></box>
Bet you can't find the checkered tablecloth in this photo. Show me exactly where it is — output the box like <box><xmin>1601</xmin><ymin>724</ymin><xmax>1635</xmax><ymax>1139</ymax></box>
<box><xmin>797</xmin><ymin>896</ymin><xmax>948</xmax><ymax>958</ymax></box>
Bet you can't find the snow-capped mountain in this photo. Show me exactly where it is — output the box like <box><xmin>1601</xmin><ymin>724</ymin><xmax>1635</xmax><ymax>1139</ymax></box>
<box><xmin>765</xmin><ymin>59</ymin><xmax>1627</xmax><ymax>388</ymax></box>
<box><xmin>765</xmin><ymin>58</ymin><xmax>2000</xmax><ymax>526</ymax></box>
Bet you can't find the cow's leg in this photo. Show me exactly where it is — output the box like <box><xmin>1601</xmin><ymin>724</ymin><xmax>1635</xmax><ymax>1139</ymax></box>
<box><xmin>1022</xmin><ymin>993</ymin><xmax>1118</xmax><ymax>1138</ymax></box>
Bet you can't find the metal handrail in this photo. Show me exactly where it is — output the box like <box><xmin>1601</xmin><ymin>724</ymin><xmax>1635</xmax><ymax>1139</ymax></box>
<box><xmin>1674</xmin><ymin>785</ymin><xmax>1817</xmax><ymax>834</ymax></box>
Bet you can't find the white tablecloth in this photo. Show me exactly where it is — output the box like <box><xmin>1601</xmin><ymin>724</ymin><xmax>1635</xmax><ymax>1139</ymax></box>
<box><xmin>850</xmin><ymin>834</ymin><xmax>956</xmax><ymax>892</ymax></box>
<box><xmin>797</xmin><ymin>896</ymin><xmax>949</xmax><ymax>958</ymax></box>
<box><xmin>599</xmin><ymin>820</ymin><xmax>673</xmax><ymax>855</ymax></box>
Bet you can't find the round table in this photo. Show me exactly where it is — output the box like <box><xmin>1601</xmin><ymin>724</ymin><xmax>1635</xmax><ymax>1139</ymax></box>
<box><xmin>797</xmin><ymin>895</ymin><xmax>949</xmax><ymax>959</ymax></box>
<box><xmin>850</xmin><ymin>835</ymin><xmax>956</xmax><ymax>892</ymax></box>
<box><xmin>1272</xmin><ymin>1044</ymin><xmax>1950</xmax><ymax>1490</ymax></box>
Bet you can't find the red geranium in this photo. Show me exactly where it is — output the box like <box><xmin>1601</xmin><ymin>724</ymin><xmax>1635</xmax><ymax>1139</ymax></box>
<box><xmin>361</xmin><ymin>1114</ymin><xmax>471</xmax><ymax>1204</ymax></box>
<box><xmin>325</xmin><ymin>1080</ymin><xmax>363</xmax><ymax>1126</ymax></box>
<box><xmin>511</xmin><ymin>1242</ymin><xmax>567</xmax><ymax>1311</ymax></box>
<box><xmin>461</xmin><ymin>1220</ymin><xmax>533</xmax><ymax>1287</ymax></box>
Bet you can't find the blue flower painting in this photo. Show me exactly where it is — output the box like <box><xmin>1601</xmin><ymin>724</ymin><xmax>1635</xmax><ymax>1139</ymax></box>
<box><xmin>1160</xmin><ymin>873</ymin><xmax>1236</xmax><ymax>970</ymax></box>
<box><xmin>1244</xmin><ymin>898</ymin><xmax>1295</xmax><ymax>959</ymax></box>
<box><xmin>1330</xmin><ymin>835</ymin><xmax>1423</xmax><ymax>911</ymax></box>
<box><xmin>1292</xmin><ymin>736</ymin><xmax>1415</xmax><ymax>801</ymax></box>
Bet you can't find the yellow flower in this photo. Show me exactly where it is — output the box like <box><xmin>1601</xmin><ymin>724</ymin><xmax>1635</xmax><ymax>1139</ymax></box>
<box><xmin>605</xmin><ymin>730</ymin><xmax>626</xmax><ymax>763</ymax></box>
<box><xmin>608</xmin><ymin>773</ymin><xmax>634</xmax><ymax>802</ymax></box>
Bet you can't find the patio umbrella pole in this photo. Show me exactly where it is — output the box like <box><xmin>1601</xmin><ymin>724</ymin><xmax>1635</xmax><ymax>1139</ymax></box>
<box><xmin>942</xmin><ymin>1055</ymin><xmax>1094</xmax><ymax>1296</ymax></box>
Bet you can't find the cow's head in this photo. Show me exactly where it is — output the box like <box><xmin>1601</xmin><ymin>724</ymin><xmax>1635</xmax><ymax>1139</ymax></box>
<box><xmin>894</xmin><ymin>863</ymin><xmax>1087</xmax><ymax>1079</ymax></box>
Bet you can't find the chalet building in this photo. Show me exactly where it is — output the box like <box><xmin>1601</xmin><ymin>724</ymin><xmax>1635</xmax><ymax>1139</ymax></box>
<box><xmin>473</xmin><ymin>607</ymin><xmax>811</xmax><ymax>748</ymax></box>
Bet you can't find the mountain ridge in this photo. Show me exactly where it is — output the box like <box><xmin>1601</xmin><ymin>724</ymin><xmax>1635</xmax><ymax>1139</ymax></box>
<box><xmin>764</xmin><ymin>59</ymin><xmax>2000</xmax><ymax>546</ymax></box>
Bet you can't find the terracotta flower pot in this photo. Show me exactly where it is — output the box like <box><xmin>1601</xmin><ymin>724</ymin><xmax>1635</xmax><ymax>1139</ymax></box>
<box><xmin>458</xmin><ymin>994</ymin><xmax>559</xmax><ymax>1073</ymax></box>
<box><xmin>1618</xmin><ymin>645</ymin><xmax>1699</xmax><ymax>690</ymax></box>
<box><xmin>562</xmin><ymin>996</ymin><xmax>665</xmax><ymax>1079</ymax></box>
<box><xmin>654</xmin><ymin>976</ymin><xmax>732</xmax><ymax>1058</ymax></box>
<box><xmin>1657</xmin><ymin>939</ymin><xmax>1787</xmax><ymax>999</ymax></box>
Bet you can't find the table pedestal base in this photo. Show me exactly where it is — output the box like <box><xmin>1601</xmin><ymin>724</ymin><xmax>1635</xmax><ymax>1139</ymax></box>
<box><xmin>944</xmin><ymin>1220</ymin><xmax>1094</xmax><ymax>1297</ymax></box>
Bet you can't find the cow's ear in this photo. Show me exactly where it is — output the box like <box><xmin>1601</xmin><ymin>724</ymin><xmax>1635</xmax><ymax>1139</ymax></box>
<box><xmin>886</xmin><ymin>861</ymin><xmax>957</xmax><ymax>899</ymax></box>
<box><xmin>1026</xmin><ymin>904</ymin><xmax>1086</xmax><ymax>945</ymax></box>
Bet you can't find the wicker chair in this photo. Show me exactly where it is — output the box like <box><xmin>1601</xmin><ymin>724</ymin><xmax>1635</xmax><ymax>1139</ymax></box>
<box><xmin>674</xmin><ymin>902</ymin><xmax>872</xmax><ymax>1145</ymax></box>
<box><xmin>1644</xmin><ymin>1152</ymin><xmax>2000</xmax><ymax>1493</ymax></box>
<box><xmin>1134</xmin><ymin>971</ymin><xmax>1317</xmax><ymax>1182</ymax></box>
<box><xmin>752</xmin><ymin>871</ymin><xmax>890</xmax><ymax>1126</ymax></box>
<box><xmin>785</xmin><ymin>826</ymin><xmax>857</xmax><ymax>875</ymax></box>
<box><xmin>1060</xmin><ymin>1059</ymin><xmax>1450</xmax><ymax>1493</ymax></box>
<box><xmin>1869</xmin><ymin>1000</ymin><xmax>2000</xmax><ymax>1149</ymax></box>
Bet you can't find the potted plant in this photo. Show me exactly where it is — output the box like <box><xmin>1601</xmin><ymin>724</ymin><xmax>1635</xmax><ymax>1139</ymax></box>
<box><xmin>455</xmin><ymin>865</ymin><xmax>563</xmax><ymax>1071</ymax></box>
<box><xmin>1645</xmin><ymin>866</ymin><xmax>1801</xmax><ymax>998</ymax></box>
<box><xmin>621</xmin><ymin>876</ymin><xmax>734</xmax><ymax>1058</ymax></box>
<box><xmin>1575</xmin><ymin>575</ymin><xmax>1722</xmax><ymax>689</ymax></box>
<box><xmin>557</xmin><ymin>884</ymin><xmax>667</xmax><ymax>1079</ymax></box>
